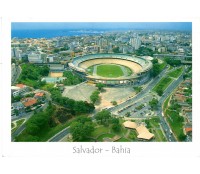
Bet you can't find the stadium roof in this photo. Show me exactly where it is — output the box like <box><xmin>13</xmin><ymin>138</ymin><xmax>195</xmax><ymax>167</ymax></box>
<box><xmin>123</xmin><ymin>121</ymin><xmax>138</xmax><ymax>129</ymax></box>
<box><xmin>123</xmin><ymin>121</ymin><xmax>154</xmax><ymax>140</ymax></box>
<box><xmin>136</xmin><ymin>125</ymin><xmax>154</xmax><ymax>140</ymax></box>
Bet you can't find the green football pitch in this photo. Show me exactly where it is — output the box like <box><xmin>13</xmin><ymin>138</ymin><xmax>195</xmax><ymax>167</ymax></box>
<box><xmin>96</xmin><ymin>64</ymin><xmax>124</xmax><ymax>78</ymax></box>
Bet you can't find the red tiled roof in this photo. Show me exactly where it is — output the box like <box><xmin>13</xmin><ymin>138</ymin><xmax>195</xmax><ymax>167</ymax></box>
<box><xmin>16</xmin><ymin>84</ymin><xmax>26</xmax><ymax>88</ymax></box>
<box><xmin>22</xmin><ymin>98</ymin><xmax>37</xmax><ymax>107</ymax></box>
<box><xmin>185</xmin><ymin>127</ymin><xmax>192</xmax><ymax>133</ymax></box>
<box><xmin>35</xmin><ymin>92</ymin><xmax>44</xmax><ymax>97</ymax></box>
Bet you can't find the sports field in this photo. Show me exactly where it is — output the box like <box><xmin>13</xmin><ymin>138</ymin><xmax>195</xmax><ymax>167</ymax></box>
<box><xmin>97</xmin><ymin>64</ymin><xmax>123</xmax><ymax>78</ymax></box>
<box><xmin>50</xmin><ymin>72</ymin><xmax>63</xmax><ymax>77</ymax></box>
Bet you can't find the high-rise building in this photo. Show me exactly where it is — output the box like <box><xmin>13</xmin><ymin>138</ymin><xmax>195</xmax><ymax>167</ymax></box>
<box><xmin>11</xmin><ymin>47</ymin><xmax>22</xmax><ymax>60</ymax></box>
<box><xmin>130</xmin><ymin>37</ymin><xmax>141</xmax><ymax>50</ymax></box>
<box><xmin>134</xmin><ymin>37</ymin><xmax>141</xmax><ymax>50</ymax></box>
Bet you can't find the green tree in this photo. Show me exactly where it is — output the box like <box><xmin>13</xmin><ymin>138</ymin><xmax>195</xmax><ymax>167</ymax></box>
<box><xmin>111</xmin><ymin>118</ymin><xmax>121</xmax><ymax>132</ymax></box>
<box><xmin>12</xmin><ymin>95</ymin><xmax>21</xmax><ymax>102</ymax></box>
<box><xmin>14</xmin><ymin>109</ymin><xmax>19</xmax><ymax>116</ymax></box>
<box><xmin>39</xmin><ymin>65</ymin><xmax>49</xmax><ymax>76</ymax></box>
<box><xmin>25</xmin><ymin>105</ymin><xmax>54</xmax><ymax>136</ymax></box>
<box><xmin>70</xmin><ymin>117</ymin><xmax>94</xmax><ymax>141</ymax></box>
<box><xmin>178</xmin><ymin>134</ymin><xmax>187</xmax><ymax>141</ymax></box>
<box><xmin>11</xmin><ymin>58</ymin><xmax>16</xmax><ymax>64</ymax></box>
<box><xmin>112</xmin><ymin>123</ymin><xmax>121</xmax><ymax>132</ymax></box>
<box><xmin>165</xmin><ymin>58</ymin><xmax>181</xmax><ymax>66</ymax></box>
<box><xmin>15</xmin><ymin>134</ymin><xmax>39</xmax><ymax>142</ymax></box>
<box><xmin>95</xmin><ymin>110</ymin><xmax>111</xmax><ymax>125</ymax></box>
<box><xmin>151</xmin><ymin>58</ymin><xmax>158</xmax><ymax>64</ymax></box>
<box><xmin>156</xmin><ymin>88</ymin><xmax>163</xmax><ymax>96</ymax></box>
<box><xmin>111</xmin><ymin>117</ymin><xmax>120</xmax><ymax>124</ymax></box>
<box><xmin>149</xmin><ymin>98</ymin><xmax>159</xmax><ymax>110</ymax></box>
<box><xmin>125</xmin><ymin>112</ymin><xmax>131</xmax><ymax>117</ymax></box>
<box><xmin>96</xmin><ymin>83</ymin><xmax>105</xmax><ymax>91</ymax></box>
<box><xmin>90</xmin><ymin>90</ymin><xmax>100</xmax><ymax>104</ymax></box>
<box><xmin>63</xmin><ymin>71</ymin><xmax>82</xmax><ymax>85</ymax></box>
<box><xmin>133</xmin><ymin>86</ymin><xmax>143</xmax><ymax>94</ymax></box>
<box><xmin>112</xmin><ymin>46</ymin><xmax>120</xmax><ymax>53</ymax></box>
<box><xmin>53</xmin><ymin>48</ymin><xmax>60</xmax><ymax>53</ymax></box>
<box><xmin>26</xmin><ymin>123</ymin><xmax>40</xmax><ymax>135</ymax></box>
<box><xmin>111</xmin><ymin>101</ymin><xmax>117</xmax><ymax>106</ymax></box>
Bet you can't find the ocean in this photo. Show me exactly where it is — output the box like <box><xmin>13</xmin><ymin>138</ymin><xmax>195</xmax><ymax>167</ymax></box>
<box><xmin>11</xmin><ymin>29</ymin><xmax>108</xmax><ymax>39</ymax></box>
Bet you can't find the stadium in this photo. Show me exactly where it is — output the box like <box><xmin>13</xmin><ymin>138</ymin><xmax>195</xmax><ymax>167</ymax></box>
<box><xmin>68</xmin><ymin>53</ymin><xmax>153</xmax><ymax>86</ymax></box>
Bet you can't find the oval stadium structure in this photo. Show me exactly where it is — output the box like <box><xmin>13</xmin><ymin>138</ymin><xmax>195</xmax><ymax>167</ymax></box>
<box><xmin>68</xmin><ymin>53</ymin><xmax>153</xmax><ymax>86</ymax></box>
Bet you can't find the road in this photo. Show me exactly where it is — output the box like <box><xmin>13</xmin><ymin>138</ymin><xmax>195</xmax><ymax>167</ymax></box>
<box><xmin>27</xmin><ymin>65</ymin><xmax>185</xmax><ymax>142</ymax></box>
<box><xmin>47</xmin><ymin>67</ymin><xmax>170</xmax><ymax>142</ymax></box>
<box><xmin>117</xmin><ymin>94</ymin><xmax>153</xmax><ymax>117</ymax></box>
<box><xmin>156</xmin><ymin>72</ymin><xmax>184</xmax><ymax>142</ymax></box>
<box><xmin>11</xmin><ymin>101</ymin><xmax>49</xmax><ymax>141</ymax></box>
<box><xmin>108</xmin><ymin>65</ymin><xmax>185</xmax><ymax>142</ymax></box>
<box><xmin>108</xmin><ymin>67</ymin><xmax>169</xmax><ymax>114</ymax></box>
<box><xmin>48</xmin><ymin>127</ymin><xmax>70</xmax><ymax>142</ymax></box>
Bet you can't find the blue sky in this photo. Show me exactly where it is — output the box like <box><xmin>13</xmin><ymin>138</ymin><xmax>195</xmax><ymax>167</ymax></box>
<box><xmin>12</xmin><ymin>22</ymin><xmax>192</xmax><ymax>31</ymax></box>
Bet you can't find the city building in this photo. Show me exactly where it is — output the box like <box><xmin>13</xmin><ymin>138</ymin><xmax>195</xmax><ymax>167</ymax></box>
<box><xmin>28</xmin><ymin>52</ymin><xmax>43</xmax><ymax>63</ymax></box>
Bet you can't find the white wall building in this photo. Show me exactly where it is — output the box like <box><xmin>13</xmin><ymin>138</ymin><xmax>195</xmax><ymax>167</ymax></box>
<box><xmin>28</xmin><ymin>52</ymin><xmax>43</xmax><ymax>63</ymax></box>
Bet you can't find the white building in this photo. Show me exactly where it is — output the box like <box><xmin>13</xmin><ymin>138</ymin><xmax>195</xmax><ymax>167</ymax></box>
<box><xmin>28</xmin><ymin>52</ymin><xmax>43</xmax><ymax>63</ymax></box>
<box><xmin>130</xmin><ymin>37</ymin><xmax>141</xmax><ymax>50</ymax></box>
<box><xmin>46</xmin><ymin>55</ymin><xmax>54</xmax><ymax>63</ymax></box>
<box><xmin>134</xmin><ymin>37</ymin><xmax>141</xmax><ymax>50</ymax></box>
<box><xmin>11</xmin><ymin>47</ymin><xmax>22</xmax><ymax>60</ymax></box>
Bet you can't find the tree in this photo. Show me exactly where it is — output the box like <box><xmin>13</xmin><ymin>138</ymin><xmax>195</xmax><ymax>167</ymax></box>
<box><xmin>53</xmin><ymin>48</ymin><xmax>60</xmax><ymax>53</ymax></box>
<box><xmin>63</xmin><ymin>71</ymin><xmax>82</xmax><ymax>85</ymax></box>
<box><xmin>111</xmin><ymin>101</ymin><xmax>117</xmax><ymax>106</ymax></box>
<box><xmin>156</xmin><ymin>88</ymin><xmax>163</xmax><ymax>96</ymax></box>
<box><xmin>39</xmin><ymin>65</ymin><xmax>50</xmax><ymax>76</ymax></box>
<box><xmin>135</xmin><ymin>47</ymin><xmax>153</xmax><ymax>56</ymax></box>
<box><xmin>111</xmin><ymin>117</ymin><xmax>119</xmax><ymax>124</ymax></box>
<box><xmin>74</xmin><ymin>101</ymin><xmax>95</xmax><ymax>114</ymax></box>
<box><xmin>133</xmin><ymin>86</ymin><xmax>143</xmax><ymax>94</ymax></box>
<box><xmin>26</xmin><ymin>123</ymin><xmax>40</xmax><ymax>135</ymax></box>
<box><xmin>14</xmin><ymin>109</ymin><xmax>19</xmax><ymax>116</ymax></box>
<box><xmin>112</xmin><ymin>46</ymin><xmax>120</xmax><ymax>53</ymax></box>
<box><xmin>96</xmin><ymin>83</ymin><xmax>105</xmax><ymax>91</ymax></box>
<box><xmin>152</xmin><ymin>64</ymin><xmax>161</xmax><ymax>77</ymax></box>
<box><xmin>151</xmin><ymin>58</ymin><xmax>158</xmax><ymax>64</ymax></box>
<box><xmin>111</xmin><ymin>118</ymin><xmax>121</xmax><ymax>132</ymax></box>
<box><xmin>125</xmin><ymin>112</ymin><xmax>131</xmax><ymax>117</ymax></box>
<box><xmin>178</xmin><ymin>134</ymin><xmax>187</xmax><ymax>141</ymax></box>
<box><xmin>90</xmin><ymin>90</ymin><xmax>100</xmax><ymax>104</ymax></box>
<box><xmin>183</xmin><ymin>74</ymin><xmax>187</xmax><ymax>80</ymax></box>
<box><xmin>11</xmin><ymin>58</ymin><xmax>16</xmax><ymax>64</ymax></box>
<box><xmin>15</xmin><ymin>134</ymin><xmax>39</xmax><ymax>142</ymax></box>
<box><xmin>95</xmin><ymin>110</ymin><xmax>111</xmax><ymax>125</ymax></box>
<box><xmin>12</xmin><ymin>95</ymin><xmax>21</xmax><ymax>102</ymax></box>
<box><xmin>56</xmin><ymin>108</ymin><xmax>73</xmax><ymax>123</ymax></box>
<box><xmin>149</xmin><ymin>98</ymin><xmax>159</xmax><ymax>110</ymax></box>
<box><xmin>70</xmin><ymin>117</ymin><xmax>94</xmax><ymax>141</ymax></box>
<box><xmin>112</xmin><ymin>123</ymin><xmax>121</xmax><ymax>132</ymax></box>
<box><xmin>164</xmin><ymin>58</ymin><xmax>181</xmax><ymax>66</ymax></box>
<box><xmin>25</xmin><ymin>105</ymin><xmax>54</xmax><ymax>136</ymax></box>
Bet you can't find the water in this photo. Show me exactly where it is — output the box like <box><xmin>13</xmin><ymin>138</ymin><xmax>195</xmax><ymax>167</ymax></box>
<box><xmin>11</xmin><ymin>29</ymin><xmax>106</xmax><ymax>39</ymax></box>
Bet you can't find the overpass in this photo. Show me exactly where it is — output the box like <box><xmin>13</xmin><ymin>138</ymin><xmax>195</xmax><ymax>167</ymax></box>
<box><xmin>153</xmin><ymin>54</ymin><xmax>192</xmax><ymax>59</ymax></box>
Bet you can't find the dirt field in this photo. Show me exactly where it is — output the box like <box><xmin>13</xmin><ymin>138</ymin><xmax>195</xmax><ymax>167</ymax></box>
<box><xmin>50</xmin><ymin>72</ymin><xmax>63</xmax><ymax>77</ymax></box>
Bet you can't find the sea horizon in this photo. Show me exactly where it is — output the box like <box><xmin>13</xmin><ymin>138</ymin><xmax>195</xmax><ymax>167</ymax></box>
<box><xmin>11</xmin><ymin>28</ymin><xmax>192</xmax><ymax>39</ymax></box>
